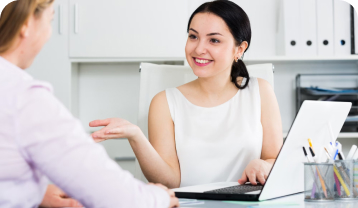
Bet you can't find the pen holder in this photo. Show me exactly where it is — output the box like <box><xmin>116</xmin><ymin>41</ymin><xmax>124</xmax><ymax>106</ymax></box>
<box><xmin>304</xmin><ymin>162</ymin><xmax>334</xmax><ymax>202</ymax></box>
<box><xmin>334</xmin><ymin>160</ymin><xmax>357</xmax><ymax>200</ymax></box>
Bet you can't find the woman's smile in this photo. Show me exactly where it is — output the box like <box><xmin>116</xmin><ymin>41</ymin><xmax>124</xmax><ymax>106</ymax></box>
<box><xmin>193</xmin><ymin>57</ymin><xmax>213</xmax><ymax>66</ymax></box>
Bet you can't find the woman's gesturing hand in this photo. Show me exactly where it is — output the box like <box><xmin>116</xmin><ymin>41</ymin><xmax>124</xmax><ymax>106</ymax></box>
<box><xmin>238</xmin><ymin>159</ymin><xmax>273</xmax><ymax>185</ymax></box>
<box><xmin>89</xmin><ymin>118</ymin><xmax>143</xmax><ymax>142</ymax></box>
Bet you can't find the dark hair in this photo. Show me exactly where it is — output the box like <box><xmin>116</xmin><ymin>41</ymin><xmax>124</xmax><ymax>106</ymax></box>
<box><xmin>187</xmin><ymin>0</ymin><xmax>251</xmax><ymax>89</ymax></box>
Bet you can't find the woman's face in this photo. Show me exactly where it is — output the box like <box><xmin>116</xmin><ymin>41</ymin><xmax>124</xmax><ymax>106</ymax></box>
<box><xmin>185</xmin><ymin>13</ymin><xmax>240</xmax><ymax>78</ymax></box>
<box><xmin>20</xmin><ymin>3</ymin><xmax>54</xmax><ymax>69</ymax></box>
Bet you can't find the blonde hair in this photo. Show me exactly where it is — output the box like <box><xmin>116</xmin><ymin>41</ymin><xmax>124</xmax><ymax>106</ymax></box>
<box><xmin>0</xmin><ymin>0</ymin><xmax>54</xmax><ymax>53</ymax></box>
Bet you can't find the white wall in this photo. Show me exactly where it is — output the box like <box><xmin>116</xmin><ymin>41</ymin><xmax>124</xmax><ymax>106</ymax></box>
<box><xmin>188</xmin><ymin>0</ymin><xmax>279</xmax><ymax>58</ymax></box>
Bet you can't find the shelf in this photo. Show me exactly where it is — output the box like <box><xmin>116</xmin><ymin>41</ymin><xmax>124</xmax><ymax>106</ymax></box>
<box><xmin>70</xmin><ymin>57</ymin><xmax>185</xmax><ymax>63</ymax></box>
<box><xmin>244</xmin><ymin>55</ymin><xmax>358</xmax><ymax>63</ymax></box>
<box><xmin>283</xmin><ymin>132</ymin><xmax>358</xmax><ymax>139</ymax></box>
<box><xmin>70</xmin><ymin>55</ymin><xmax>358</xmax><ymax>63</ymax></box>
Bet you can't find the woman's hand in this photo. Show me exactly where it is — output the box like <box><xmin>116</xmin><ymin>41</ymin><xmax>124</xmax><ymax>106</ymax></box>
<box><xmin>238</xmin><ymin>159</ymin><xmax>273</xmax><ymax>185</ymax></box>
<box><xmin>89</xmin><ymin>118</ymin><xmax>143</xmax><ymax>142</ymax></box>
<box><xmin>40</xmin><ymin>184</ymin><xmax>83</xmax><ymax>208</ymax></box>
<box><xmin>149</xmin><ymin>183</ymin><xmax>179</xmax><ymax>208</ymax></box>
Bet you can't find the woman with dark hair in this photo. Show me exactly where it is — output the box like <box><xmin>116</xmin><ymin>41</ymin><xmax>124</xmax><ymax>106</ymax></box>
<box><xmin>91</xmin><ymin>0</ymin><xmax>283</xmax><ymax>189</ymax></box>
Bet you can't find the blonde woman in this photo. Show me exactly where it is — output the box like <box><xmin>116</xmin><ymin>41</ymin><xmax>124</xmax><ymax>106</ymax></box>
<box><xmin>0</xmin><ymin>1</ymin><xmax>178</xmax><ymax>207</ymax></box>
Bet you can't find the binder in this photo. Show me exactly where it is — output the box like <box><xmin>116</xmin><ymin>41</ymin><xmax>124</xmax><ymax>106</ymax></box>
<box><xmin>355</xmin><ymin>6</ymin><xmax>358</xmax><ymax>54</ymax></box>
<box><xmin>333</xmin><ymin>0</ymin><xmax>351</xmax><ymax>55</ymax></box>
<box><xmin>277</xmin><ymin>0</ymin><xmax>302</xmax><ymax>56</ymax></box>
<box><xmin>351</xmin><ymin>5</ymin><xmax>355</xmax><ymax>54</ymax></box>
<box><xmin>299</xmin><ymin>0</ymin><xmax>317</xmax><ymax>56</ymax></box>
<box><xmin>316</xmin><ymin>0</ymin><xmax>334</xmax><ymax>56</ymax></box>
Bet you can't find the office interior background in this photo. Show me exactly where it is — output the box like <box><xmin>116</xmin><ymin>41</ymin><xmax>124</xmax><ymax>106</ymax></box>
<box><xmin>3</xmin><ymin>0</ymin><xmax>358</xmax><ymax>180</ymax></box>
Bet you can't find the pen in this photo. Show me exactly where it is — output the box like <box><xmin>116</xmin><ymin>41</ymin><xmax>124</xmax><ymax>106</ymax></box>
<box><xmin>338</xmin><ymin>153</ymin><xmax>343</xmax><ymax>161</ymax></box>
<box><xmin>303</xmin><ymin>147</ymin><xmax>320</xmax><ymax>199</ymax></box>
<box><xmin>336</xmin><ymin>142</ymin><xmax>345</xmax><ymax>160</ymax></box>
<box><xmin>324</xmin><ymin>148</ymin><xmax>341</xmax><ymax>196</ymax></box>
<box><xmin>325</xmin><ymin>148</ymin><xmax>351</xmax><ymax>197</ymax></box>
<box><xmin>308</xmin><ymin>139</ymin><xmax>314</xmax><ymax>151</ymax></box>
<box><xmin>336</xmin><ymin>152</ymin><xmax>358</xmax><ymax>196</ymax></box>
<box><xmin>328</xmin><ymin>142</ymin><xmax>336</xmax><ymax>157</ymax></box>
<box><xmin>333</xmin><ymin>166</ymin><xmax>351</xmax><ymax>196</ymax></box>
<box><xmin>309</xmin><ymin>147</ymin><xmax>328</xmax><ymax>198</ymax></box>
<box><xmin>353</xmin><ymin>149</ymin><xmax>358</xmax><ymax>160</ymax></box>
<box><xmin>323</xmin><ymin>148</ymin><xmax>334</xmax><ymax>163</ymax></box>
<box><xmin>333</xmin><ymin>149</ymin><xmax>339</xmax><ymax>160</ymax></box>
<box><xmin>347</xmin><ymin>145</ymin><xmax>357</xmax><ymax>160</ymax></box>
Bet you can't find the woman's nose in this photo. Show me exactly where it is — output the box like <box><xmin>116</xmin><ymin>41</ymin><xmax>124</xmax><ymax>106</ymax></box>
<box><xmin>194</xmin><ymin>40</ymin><xmax>208</xmax><ymax>55</ymax></box>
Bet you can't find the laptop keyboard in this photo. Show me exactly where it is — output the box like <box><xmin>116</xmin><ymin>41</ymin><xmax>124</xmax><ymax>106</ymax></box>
<box><xmin>204</xmin><ymin>184</ymin><xmax>263</xmax><ymax>194</ymax></box>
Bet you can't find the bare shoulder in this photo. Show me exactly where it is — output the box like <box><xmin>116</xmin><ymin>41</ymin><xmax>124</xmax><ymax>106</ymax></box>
<box><xmin>256</xmin><ymin>78</ymin><xmax>274</xmax><ymax>97</ymax></box>
<box><xmin>150</xmin><ymin>90</ymin><xmax>169</xmax><ymax>110</ymax></box>
<box><xmin>256</xmin><ymin>78</ymin><xmax>272</xmax><ymax>90</ymax></box>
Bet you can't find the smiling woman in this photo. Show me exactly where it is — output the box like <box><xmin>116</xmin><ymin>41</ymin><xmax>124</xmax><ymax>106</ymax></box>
<box><xmin>90</xmin><ymin>0</ymin><xmax>283</xmax><ymax>189</ymax></box>
<box><xmin>186</xmin><ymin>1</ymin><xmax>251</xmax><ymax>89</ymax></box>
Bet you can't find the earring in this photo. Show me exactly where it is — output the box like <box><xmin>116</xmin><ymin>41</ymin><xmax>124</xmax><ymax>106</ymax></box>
<box><xmin>235</xmin><ymin>57</ymin><xmax>239</xmax><ymax>62</ymax></box>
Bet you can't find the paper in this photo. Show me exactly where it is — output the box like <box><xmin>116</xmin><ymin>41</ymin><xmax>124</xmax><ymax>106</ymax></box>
<box><xmin>179</xmin><ymin>199</ymin><xmax>205</xmax><ymax>206</ymax></box>
<box><xmin>223</xmin><ymin>201</ymin><xmax>300</xmax><ymax>206</ymax></box>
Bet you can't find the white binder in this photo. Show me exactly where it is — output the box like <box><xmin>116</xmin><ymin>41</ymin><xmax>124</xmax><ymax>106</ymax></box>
<box><xmin>299</xmin><ymin>0</ymin><xmax>317</xmax><ymax>56</ymax></box>
<box><xmin>355</xmin><ymin>6</ymin><xmax>358</xmax><ymax>54</ymax></box>
<box><xmin>333</xmin><ymin>0</ymin><xmax>351</xmax><ymax>55</ymax></box>
<box><xmin>277</xmin><ymin>0</ymin><xmax>302</xmax><ymax>56</ymax></box>
<box><xmin>316</xmin><ymin>0</ymin><xmax>334</xmax><ymax>56</ymax></box>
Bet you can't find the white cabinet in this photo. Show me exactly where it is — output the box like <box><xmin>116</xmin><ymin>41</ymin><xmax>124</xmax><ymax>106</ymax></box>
<box><xmin>27</xmin><ymin>0</ymin><xmax>71</xmax><ymax>109</ymax></box>
<box><xmin>69</xmin><ymin>0</ymin><xmax>188</xmax><ymax>58</ymax></box>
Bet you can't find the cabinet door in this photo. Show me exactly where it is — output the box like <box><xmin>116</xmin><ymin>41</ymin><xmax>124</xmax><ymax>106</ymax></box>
<box><xmin>69</xmin><ymin>0</ymin><xmax>188</xmax><ymax>58</ymax></box>
<box><xmin>27</xmin><ymin>0</ymin><xmax>71</xmax><ymax>109</ymax></box>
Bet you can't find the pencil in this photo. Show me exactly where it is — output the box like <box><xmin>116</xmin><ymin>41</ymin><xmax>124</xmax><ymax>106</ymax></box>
<box><xmin>333</xmin><ymin>165</ymin><xmax>351</xmax><ymax>196</ymax></box>
<box><xmin>309</xmin><ymin>147</ymin><xmax>328</xmax><ymax>198</ymax></box>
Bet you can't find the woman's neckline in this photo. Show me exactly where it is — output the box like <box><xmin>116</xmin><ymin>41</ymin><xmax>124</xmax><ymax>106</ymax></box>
<box><xmin>174</xmin><ymin>87</ymin><xmax>240</xmax><ymax>109</ymax></box>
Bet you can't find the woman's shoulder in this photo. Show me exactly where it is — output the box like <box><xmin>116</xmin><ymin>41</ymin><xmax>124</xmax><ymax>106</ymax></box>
<box><xmin>256</xmin><ymin>78</ymin><xmax>273</xmax><ymax>92</ymax></box>
<box><xmin>255</xmin><ymin>77</ymin><xmax>275</xmax><ymax>105</ymax></box>
<box><xmin>151</xmin><ymin>90</ymin><xmax>167</xmax><ymax>106</ymax></box>
<box><xmin>256</xmin><ymin>77</ymin><xmax>270</xmax><ymax>87</ymax></box>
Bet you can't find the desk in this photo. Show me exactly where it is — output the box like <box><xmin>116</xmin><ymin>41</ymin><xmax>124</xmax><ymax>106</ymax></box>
<box><xmin>180</xmin><ymin>193</ymin><xmax>358</xmax><ymax>207</ymax></box>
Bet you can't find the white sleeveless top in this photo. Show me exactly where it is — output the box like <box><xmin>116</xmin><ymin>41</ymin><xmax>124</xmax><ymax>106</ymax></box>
<box><xmin>165</xmin><ymin>77</ymin><xmax>263</xmax><ymax>187</ymax></box>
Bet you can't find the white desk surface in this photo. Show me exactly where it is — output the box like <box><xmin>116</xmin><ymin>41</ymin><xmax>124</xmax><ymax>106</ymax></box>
<box><xmin>179</xmin><ymin>193</ymin><xmax>358</xmax><ymax>208</ymax></box>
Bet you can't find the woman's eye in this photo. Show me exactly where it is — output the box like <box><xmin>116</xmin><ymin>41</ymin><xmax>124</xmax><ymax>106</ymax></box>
<box><xmin>210</xmin><ymin>38</ymin><xmax>220</xmax><ymax>43</ymax></box>
<box><xmin>189</xmin><ymin>34</ymin><xmax>197</xmax><ymax>39</ymax></box>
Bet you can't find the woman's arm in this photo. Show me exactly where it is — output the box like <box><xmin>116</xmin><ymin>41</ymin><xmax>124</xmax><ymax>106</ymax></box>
<box><xmin>90</xmin><ymin>91</ymin><xmax>181</xmax><ymax>188</ymax></box>
<box><xmin>259</xmin><ymin>78</ymin><xmax>283</xmax><ymax>163</ymax></box>
<box><xmin>146</xmin><ymin>91</ymin><xmax>181</xmax><ymax>188</ymax></box>
<box><xmin>238</xmin><ymin>78</ymin><xmax>283</xmax><ymax>185</ymax></box>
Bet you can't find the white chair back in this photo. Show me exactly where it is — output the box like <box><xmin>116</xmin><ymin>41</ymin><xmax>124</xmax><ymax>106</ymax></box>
<box><xmin>137</xmin><ymin>62</ymin><xmax>273</xmax><ymax>137</ymax></box>
<box><xmin>134</xmin><ymin>62</ymin><xmax>274</xmax><ymax>179</ymax></box>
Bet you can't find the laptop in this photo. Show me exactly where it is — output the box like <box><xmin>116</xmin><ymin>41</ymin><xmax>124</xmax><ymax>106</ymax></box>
<box><xmin>173</xmin><ymin>101</ymin><xmax>351</xmax><ymax>201</ymax></box>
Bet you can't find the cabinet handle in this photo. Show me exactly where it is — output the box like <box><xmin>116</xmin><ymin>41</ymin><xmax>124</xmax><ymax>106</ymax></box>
<box><xmin>58</xmin><ymin>4</ymin><xmax>63</xmax><ymax>34</ymax></box>
<box><xmin>114</xmin><ymin>157</ymin><xmax>136</xmax><ymax>162</ymax></box>
<box><xmin>74</xmin><ymin>3</ymin><xmax>79</xmax><ymax>34</ymax></box>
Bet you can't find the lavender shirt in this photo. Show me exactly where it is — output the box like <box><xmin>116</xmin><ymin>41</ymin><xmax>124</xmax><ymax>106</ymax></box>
<box><xmin>0</xmin><ymin>56</ymin><xmax>169</xmax><ymax>208</ymax></box>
